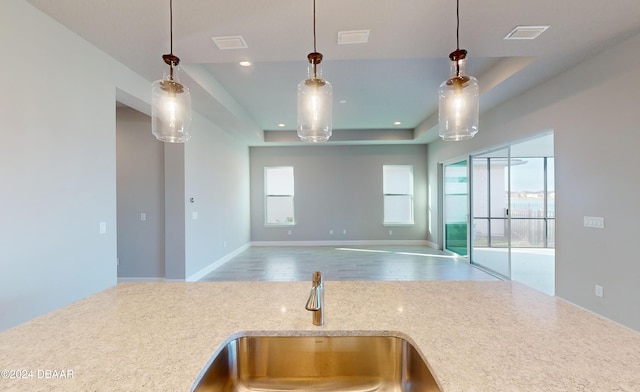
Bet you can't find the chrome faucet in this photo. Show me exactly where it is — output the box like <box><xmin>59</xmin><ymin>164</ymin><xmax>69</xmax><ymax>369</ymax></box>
<box><xmin>305</xmin><ymin>271</ymin><xmax>324</xmax><ymax>326</ymax></box>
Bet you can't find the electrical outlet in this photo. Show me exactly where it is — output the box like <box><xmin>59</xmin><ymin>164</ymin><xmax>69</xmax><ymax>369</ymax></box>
<box><xmin>288</xmin><ymin>230</ymin><xmax>292</xmax><ymax>236</ymax></box>
<box><xmin>595</xmin><ymin>284</ymin><xmax>604</xmax><ymax>298</ymax></box>
<box><xmin>140</xmin><ymin>213</ymin><xmax>147</xmax><ymax>221</ymax></box>
<box><xmin>584</xmin><ymin>216</ymin><xmax>604</xmax><ymax>229</ymax></box>
<box><xmin>329</xmin><ymin>229</ymin><xmax>333</xmax><ymax>235</ymax></box>
<box><xmin>99</xmin><ymin>222</ymin><xmax>107</xmax><ymax>234</ymax></box>
<box><xmin>388</xmin><ymin>230</ymin><xmax>393</xmax><ymax>236</ymax></box>
<box><xmin>343</xmin><ymin>229</ymin><xmax>347</xmax><ymax>235</ymax></box>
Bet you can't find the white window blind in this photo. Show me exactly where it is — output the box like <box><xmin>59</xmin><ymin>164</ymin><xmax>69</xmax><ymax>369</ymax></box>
<box><xmin>383</xmin><ymin>165</ymin><xmax>414</xmax><ymax>224</ymax></box>
<box><xmin>265</xmin><ymin>167</ymin><xmax>295</xmax><ymax>225</ymax></box>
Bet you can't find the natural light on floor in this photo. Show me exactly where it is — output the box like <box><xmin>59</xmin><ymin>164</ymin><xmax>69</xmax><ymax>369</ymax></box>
<box><xmin>335</xmin><ymin>248</ymin><xmax>461</xmax><ymax>259</ymax></box>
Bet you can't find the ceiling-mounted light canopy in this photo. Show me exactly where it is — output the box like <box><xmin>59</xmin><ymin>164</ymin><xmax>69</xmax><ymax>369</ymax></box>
<box><xmin>151</xmin><ymin>0</ymin><xmax>192</xmax><ymax>143</ymax></box>
<box><xmin>297</xmin><ymin>0</ymin><xmax>333</xmax><ymax>143</ymax></box>
<box><xmin>438</xmin><ymin>0</ymin><xmax>479</xmax><ymax>142</ymax></box>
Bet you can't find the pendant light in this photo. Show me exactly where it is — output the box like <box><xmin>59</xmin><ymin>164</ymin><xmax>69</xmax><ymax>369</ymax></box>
<box><xmin>438</xmin><ymin>0</ymin><xmax>479</xmax><ymax>141</ymax></box>
<box><xmin>151</xmin><ymin>0</ymin><xmax>192</xmax><ymax>143</ymax></box>
<box><xmin>297</xmin><ymin>0</ymin><xmax>333</xmax><ymax>142</ymax></box>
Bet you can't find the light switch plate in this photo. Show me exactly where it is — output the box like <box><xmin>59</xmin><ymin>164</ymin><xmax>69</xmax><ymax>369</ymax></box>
<box><xmin>99</xmin><ymin>222</ymin><xmax>107</xmax><ymax>234</ymax></box>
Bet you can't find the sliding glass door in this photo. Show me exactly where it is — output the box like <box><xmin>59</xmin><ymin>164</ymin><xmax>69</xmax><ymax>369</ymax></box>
<box><xmin>443</xmin><ymin>160</ymin><xmax>469</xmax><ymax>257</ymax></box>
<box><xmin>469</xmin><ymin>134</ymin><xmax>555</xmax><ymax>294</ymax></box>
<box><xmin>471</xmin><ymin>147</ymin><xmax>511</xmax><ymax>277</ymax></box>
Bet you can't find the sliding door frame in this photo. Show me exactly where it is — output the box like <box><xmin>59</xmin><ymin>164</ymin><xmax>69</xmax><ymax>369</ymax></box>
<box><xmin>441</xmin><ymin>157</ymin><xmax>471</xmax><ymax>261</ymax></box>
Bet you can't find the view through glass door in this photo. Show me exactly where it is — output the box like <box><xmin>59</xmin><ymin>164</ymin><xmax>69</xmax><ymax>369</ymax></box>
<box><xmin>470</xmin><ymin>134</ymin><xmax>555</xmax><ymax>295</ymax></box>
<box><xmin>471</xmin><ymin>147</ymin><xmax>511</xmax><ymax>277</ymax></box>
<box><xmin>443</xmin><ymin>160</ymin><xmax>468</xmax><ymax>257</ymax></box>
<box><xmin>508</xmin><ymin>136</ymin><xmax>555</xmax><ymax>295</ymax></box>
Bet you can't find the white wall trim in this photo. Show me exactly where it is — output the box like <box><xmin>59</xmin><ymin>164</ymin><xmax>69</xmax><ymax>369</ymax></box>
<box><xmin>251</xmin><ymin>240</ymin><xmax>437</xmax><ymax>248</ymax></box>
<box><xmin>186</xmin><ymin>243</ymin><xmax>252</xmax><ymax>282</ymax></box>
<box><xmin>117</xmin><ymin>277</ymin><xmax>166</xmax><ymax>283</ymax></box>
<box><xmin>556</xmin><ymin>297</ymin><xmax>639</xmax><ymax>333</ymax></box>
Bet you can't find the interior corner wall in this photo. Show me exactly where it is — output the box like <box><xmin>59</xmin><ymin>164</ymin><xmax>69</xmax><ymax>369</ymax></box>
<box><xmin>249</xmin><ymin>144</ymin><xmax>428</xmax><ymax>242</ymax></box>
<box><xmin>183</xmin><ymin>115</ymin><xmax>251</xmax><ymax>279</ymax></box>
<box><xmin>427</xmin><ymin>31</ymin><xmax>640</xmax><ymax>331</ymax></box>
<box><xmin>116</xmin><ymin>108</ymin><xmax>165</xmax><ymax>278</ymax></box>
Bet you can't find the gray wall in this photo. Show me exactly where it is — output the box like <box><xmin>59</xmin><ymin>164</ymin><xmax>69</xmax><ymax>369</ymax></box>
<box><xmin>427</xmin><ymin>31</ymin><xmax>640</xmax><ymax>331</ymax></box>
<box><xmin>116</xmin><ymin>108</ymin><xmax>165</xmax><ymax>278</ymax></box>
<box><xmin>0</xmin><ymin>0</ymin><xmax>252</xmax><ymax>330</ymax></box>
<box><xmin>0</xmin><ymin>0</ymin><xmax>151</xmax><ymax>330</ymax></box>
<box><xmin>115</xmin><ymin>103</ymin><xmax>252</xmax><ymax>282</ymax></box>
<box><xmin>184</xmin><ymin>120</ymin><xmax>251</xmax><ymax>279</ymax></box>
<box><xmin>164</xmin><ymin>143</ymin><xmax>186</xmax><ymax>279</ymax></box>
<box><xmin>250</xmin><ymin>145</ymin><xmax>428</xmax><ymax>243</ymax></box>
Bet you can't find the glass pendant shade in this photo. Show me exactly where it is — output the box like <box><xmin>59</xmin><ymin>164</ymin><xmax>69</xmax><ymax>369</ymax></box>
<box><xmin>438</xmin><ymin>50</ymin><xmax>479</xmax><ymax>141</ymax></box>
<box><xmin>297</xmin><ymin>54</ymin><xmax>332</xmax><ymax>142</ymax></box>
<box><xmin>151</xmin><ymin>65</ymin><xmax>192</xmax><ymax>143</ymax></box>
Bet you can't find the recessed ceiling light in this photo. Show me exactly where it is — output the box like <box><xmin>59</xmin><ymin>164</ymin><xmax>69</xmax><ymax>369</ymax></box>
<box><xmin>504</xmin><ymin>26</ymin><xmax>549</xmax><ymax>40</ymax></box>
<box><xmin>394</xmin><ymin>121</ymin><xmax>402</xmax><ymax>126</ymax></box>
<box><xmin>339</xmin><ymin>99</ymin><xmax>347</xmax><ymax>104</ymax></box>
<box><xmin>338</xmin><ymin>30</ymin><xmax>370</xmax><ymax>45</ymax></box>
<box><xmin>278</xmin><ymin>123</ymin><xmax>286</xmax><ymax>128</ymax></box>
<box><xmin>239</xmin><ymin>61</ymin><xmax>251</xmax><ymax>67</ymax></box>
<box><xmin>211</xmin><ymin>35</ymin><xmax>248</xmax><ymax>49</ymax></box>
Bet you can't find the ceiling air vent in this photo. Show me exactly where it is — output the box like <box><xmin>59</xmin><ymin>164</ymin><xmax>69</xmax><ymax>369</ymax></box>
<box><xmin>211</xmin><ymin>35</ymin><xmax>248</xmax><ymax>50</ymax></box>
<box><xmin>504</xmin><ymin>26</ymin><xmax>549</xmax><ymax>40</ymax></box>
<box><xmin>338</xmin><ymin>30</ymin><xmax>370</xmax><ymax>45</ymax></box>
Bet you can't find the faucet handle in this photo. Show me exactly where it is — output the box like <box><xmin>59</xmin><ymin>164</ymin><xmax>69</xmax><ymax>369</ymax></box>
<box><xmin>311</xmin><ymin>271</ymin><xmax>322</xmax><ymax>285</ymax></box>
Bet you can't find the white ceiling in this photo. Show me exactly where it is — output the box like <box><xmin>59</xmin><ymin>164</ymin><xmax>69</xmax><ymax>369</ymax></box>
<box><xmin>26</xmin><ymin>0</ymin><xmax>640</xmax><ymax>145</ymax></box>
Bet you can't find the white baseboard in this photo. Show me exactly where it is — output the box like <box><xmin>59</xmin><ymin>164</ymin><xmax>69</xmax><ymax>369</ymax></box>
<box><xmin>186</xmin><ymin>242</ymin><xmax>252</xmax><ymax>282</ymax></box>
<box><xmin>556</xmin><ymin>297</ymin><xmax>639</xmax><ymax>333</ymax></box>
<box><xmin>424</xmin><ymin>240</ymin><xmax>438</xmax><ymax>249</ymax></box>
<box><xmin>117</xmin><ymin>277</ymin><xmax>166</xmax><ymax>283</ymax></box>
<box><xmin>251</xmin><ymin>240</ymin><xmax>437</xmax><ymax>248</ymax></box>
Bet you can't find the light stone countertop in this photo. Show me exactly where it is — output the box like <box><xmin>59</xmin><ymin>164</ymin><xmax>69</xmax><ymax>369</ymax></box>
<box><xmin>1</xmin><ymin>281</ymin><xmax>639</xmax><ymax>391</ymax></box>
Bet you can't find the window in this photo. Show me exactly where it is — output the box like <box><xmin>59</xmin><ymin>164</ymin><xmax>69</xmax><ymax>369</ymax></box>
<box><xmin>265</xmin><ymin>166</ymin><xmax>295</xmax><ymax>225</ymax></box>
<box><xmin>383</xmin><ymin>165</ymin><xmax>414</xmax><ymax>225</ymax></box>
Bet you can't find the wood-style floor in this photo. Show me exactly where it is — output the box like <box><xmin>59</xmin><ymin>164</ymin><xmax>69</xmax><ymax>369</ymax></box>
<box><xmin>199</xmin><ymin>245</ymin><xmax>500</xmax><ymax>282</ymax></box>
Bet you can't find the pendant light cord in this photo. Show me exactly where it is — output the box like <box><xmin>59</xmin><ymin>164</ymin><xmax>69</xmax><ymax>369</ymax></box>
<box><xmin>304</xmin><ymin>0</ymin><xmax>324</xmax><ymax>79</ymax></box>
<box><xmin>456</xmin><ymin>0</ymin><xmax>460</xmax><ymax>50</ymax></box>
<box><xmin>169</xmin><ymin>0</ymin><xmax>174</xmax><ymax>55</ymax></box>
<box><xmin>453</xmin><ymin>0</ymin><xmax>461</xmax><ymax>77</ymax></box>
<box><xmin>313</xmin><ymin>0</ymin><xmax>317</xmax><ymax>53</ymax></box>
<box><xmin>167</xmin><ymin>0</ymin><xmax>176</xmax><ymax>79</ymax></box>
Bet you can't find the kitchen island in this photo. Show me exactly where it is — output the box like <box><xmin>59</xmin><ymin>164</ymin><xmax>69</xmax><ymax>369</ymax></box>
<box><xmin>1</xmin><ymin>281</ymin><xmax>639</xmax><ymax>391</ymax></box>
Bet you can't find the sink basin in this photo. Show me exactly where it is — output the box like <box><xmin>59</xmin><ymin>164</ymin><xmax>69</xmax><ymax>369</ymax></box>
<box><xmin>192</xmin><ymin>335</ymin><xmax>441</xmax><ymax>391</ymax></box>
